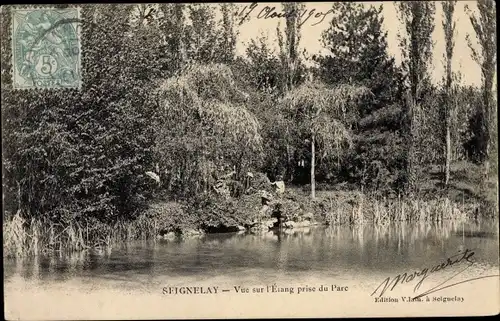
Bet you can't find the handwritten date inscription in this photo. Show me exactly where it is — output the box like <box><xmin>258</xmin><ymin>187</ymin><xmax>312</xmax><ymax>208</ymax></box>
<box><xmin>236</xmin><ymin>3</ymin><xmax>333</xmax><ymax>27</ymax></box>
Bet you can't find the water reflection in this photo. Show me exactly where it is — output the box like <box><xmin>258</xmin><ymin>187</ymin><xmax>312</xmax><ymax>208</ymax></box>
<box><xmin>4</xmin><ymin>220</ymin><xmax>498</xmax><ymax>285</ymax></box>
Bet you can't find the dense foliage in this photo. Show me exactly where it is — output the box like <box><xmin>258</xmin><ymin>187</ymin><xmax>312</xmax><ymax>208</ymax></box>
<box><xmin>314</xmin><ymin>2</ymin><xmax>405</xmax><ymax>192</ymax></box>
<box><xmin>1</xmin><ymin>2</ymin><xmax>497</xmax><ymax>252</ymax></box>
<box><xmin>2</xmin><ymin>5</ymin><xmax>158</xmax><ymax>224</ymax></box>
<box><xmin>154</xmin><ymin>64</ymin><xmax>262</xmax><ymax>198</ymax></box>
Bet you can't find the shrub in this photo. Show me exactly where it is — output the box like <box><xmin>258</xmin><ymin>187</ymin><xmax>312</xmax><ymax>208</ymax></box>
<box><xmin>247</xmin><ymin>172</ymin><xmax>274</xmax><ymax>194</ymax></box>
<box><xmin>139</xmin><ymin>201</ymin><xmax>192</xmax><ymax>235</ymax></box>
<box><xmin>1</xmin><ymin>5</ymin><xmax>156</xmax><ymax>226</ymax></box>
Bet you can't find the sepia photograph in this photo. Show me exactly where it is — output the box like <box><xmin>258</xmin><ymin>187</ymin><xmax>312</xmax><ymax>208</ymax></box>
<box><xmin>2</xmin><ymin>1</ymin><xmax>499</xmax><ymax>319</ymax></box>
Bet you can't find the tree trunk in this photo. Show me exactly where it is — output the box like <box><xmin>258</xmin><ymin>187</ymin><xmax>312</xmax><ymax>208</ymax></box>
<box><xmin>483</xmin><ymin>75</ymin><xmax>492</xmax><ymax>173</ymax></box>
<box><xmin>174</xmin><ymin>4</ymin><xmax>186</xmax><ymax>68</ymax></box>
<box><xmin>444</xmin><ymin>81</ymin><xmax>452</xmax><ymax>186</ymax></box>
<box><xmin>404</xmin><ymin>93</ymin><xmax>417</xmax><ymax>195</ymax></box>
<box><xmin>442</xmin><ymin>0</ymin><xmax>455</xmax><ymax>186</ymax></box>
<box><xmin>286</xmin><ymin>142</ymin><xmax>292</xmax><ymax>182</ymax></box>
<box><xmin>444</xmin><ymin>48</ymin><xmax>453</xmax><ymax>186</ymax></box>
<box><xmin>311</xmin><ymin>134</ymin><xmax>315</xmax><ymax>199</ymax></box>
<box><xmin>482</xmin><ymin>84</ymin><xmax>492</xmax><ymax>195</ymax></box>
<box><xmin>445</xmin><ymin>124</ymin><xmax>451</xmax><ymax>185</ymax></box>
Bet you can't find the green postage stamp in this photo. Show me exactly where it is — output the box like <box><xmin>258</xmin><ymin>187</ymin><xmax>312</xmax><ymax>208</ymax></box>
<box><xmin>12</xmin><ymin>7</ymin><xmax>81</xmax><ymax>89</ymax></box>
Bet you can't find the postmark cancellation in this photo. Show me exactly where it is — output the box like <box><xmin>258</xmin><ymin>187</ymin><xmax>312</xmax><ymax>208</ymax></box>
<box><xmin>11</xmin><ymin>7</ymin><xmax>81</xmax><ymax>89</ymax></box>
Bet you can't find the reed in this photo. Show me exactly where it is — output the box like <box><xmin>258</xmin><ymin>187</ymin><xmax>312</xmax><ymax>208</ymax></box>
<box><xmin>318</xmin><ymin>191</ymin><xmax>474</xmax><ymax>227</ymax></box>
<box><xmin>3</xmin><ymin>192</ymin><xmax>483</xmax><ymax>258</ymax></box>
<box><xmin>347</xmin><ymin>196</ymin><xmax>472</xmax><ymax>226</ymax></box>
<box><xmin>3</xmin><ymin>210</ymin><xmax>26</xmax><ymax>257</ymax></box>
<box><xmin>3</xmin><ymin>212</ymin><xmax>162</xmax><ymax>258</ymax></box>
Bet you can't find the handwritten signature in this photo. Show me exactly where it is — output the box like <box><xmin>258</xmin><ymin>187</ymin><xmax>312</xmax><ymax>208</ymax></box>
<box><xmin>235</xmin><ymin>3</ymin><xmax>334</xmax><ymax>27</ymax></box>
<box><xmin>371</xmin><ymin>248</ymin><xmax>500</xmax><ymax>299</ymax></box>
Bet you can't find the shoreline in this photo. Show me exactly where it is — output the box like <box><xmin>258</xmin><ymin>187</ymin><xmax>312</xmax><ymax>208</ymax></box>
<box><xmin>3</xmin><ymin>188</ymin><xmax>494</xmax><ymax>259</ymax></box>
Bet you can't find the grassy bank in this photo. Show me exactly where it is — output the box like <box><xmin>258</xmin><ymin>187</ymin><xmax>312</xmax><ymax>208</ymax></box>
<box><xmin>4</xmin><ymin>161</ymin><xmax>496</xmax><ymax>258</ymax></box>
<box><xmin>3</xmin><ymin>189</ymin><xmax>487</xmax><ymax>258</ymax></box>
<box><xmin>3</xmin><ymin>210</ymin><xmax>158</xmax><ymax>257</ymax></box>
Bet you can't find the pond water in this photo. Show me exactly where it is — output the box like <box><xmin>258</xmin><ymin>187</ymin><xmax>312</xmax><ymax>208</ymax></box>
<box><xmin>4</xmin><ymin>220</ymin><xmax>499</xmax><ymax>319</ymax></box>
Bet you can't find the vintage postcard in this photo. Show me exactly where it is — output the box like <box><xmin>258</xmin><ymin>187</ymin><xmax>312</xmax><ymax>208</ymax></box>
<box><xmin>2</xmin><ymin>2</ymin><xmax>499</xmax><ymax>319</ymax></box>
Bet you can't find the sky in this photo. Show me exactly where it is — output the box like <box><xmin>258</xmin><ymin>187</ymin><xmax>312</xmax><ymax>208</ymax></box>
<box><xmin>234</xmin><ymin>1</ymin><xmax>491</xmax><ymax>87</ymax></box>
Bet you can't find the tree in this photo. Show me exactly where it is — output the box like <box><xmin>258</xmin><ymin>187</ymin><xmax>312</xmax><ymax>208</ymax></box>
<box><xmin>315</xmin><ymin>2</ymin><xmax>404</xmax><ymax>192</ymax></box>
<box><xmin>441</xmin><ymin>0</ymin><xmax>457</xmax><ymax>186</ymax></box>
<box><xmin>244</xmin><ymin>34</ymin><xmax>284</xmax><ymax>94</ymax></box>
<box><xmin>275</xmin><ymin>2</ymin><xmax>308</xmax><ymax>182</ymax></box>
<box><xmin>135</xmin><ymin>4</ymin><xmax>240</xmax><ymax>73</ymax></box>
<box><xmin>1</xmin><ymin>4</ymin><xmax>162</xmax><ymax>227</ymax></box>
<box><xmin>66</xmin><ymin>4</ymin><xmax>159</xmax><ymax>220</ymax></box>
<box><xmin>232</xmin><ymin>34</ymin><xmax>291</xmax><ymax>180</ymax></box>
<box><xmin>280</xmin><ymin>82</ymin><xmax>370</xmax><ymax>198</ymax></box>
<box><xmin>396</xmin><ymin>1</ymin><xmax>436</xmax><ymax>195</ymax></box>
<box><xmin>180</xmin><ymin>4</ymin><xmax>239</xmax><ymax>66</ymax></box>
<box><xmin>156</xmin><ymin>4</ymin><xmax>188</xmax><ymax>73</ymax></box>
<box><xmin>465</xmin><ymin>0</ymin><xmax>497</xmax><ymax>181</ymax></box>
<box><xmin>219</xmin><ymin>3</ymin><xmax>238</xmax><ymax>64</ymax></box>
<box><xmin>315</xmin><ymin>3</ymin><xmax>394</xmax><ymax>90</ymax></box>
<box><xmin>154</xmin><ymin>64</ymin><xmax>262</xmax><ymax>198</ymax></box>
<box><xmin>277</xmin><ymin>2</ymin><xmax>307</xmax><ymax>93</ymax></box>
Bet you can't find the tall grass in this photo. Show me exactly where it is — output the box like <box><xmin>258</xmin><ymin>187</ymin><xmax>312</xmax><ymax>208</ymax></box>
<box><xmin>3</xmin><ymin>192</ymin><xmax>483</xmax><ymax>258</ymax></box>
<box><xmin>3</xmin><ymin>202</ymin><xmax>184</xmax><ymax>258</ymax></box>
<box><xmin>3</xmin><ymin>210</ymin><xmax>26</xmax><ymax>257</ymax></box>
<box><xmin>315</xmin><ymin>193</ymin><xmax>475</xmax><ymax>226</ymax></box>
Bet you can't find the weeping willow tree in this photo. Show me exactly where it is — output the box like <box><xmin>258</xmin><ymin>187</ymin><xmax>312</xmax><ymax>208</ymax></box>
<box><xmin>154</xmin><ymin>64</ymin><xmax>262</xmax><ymax>198</ymax></box>
<box><xmin>280</xmin><ymin>82</ymin><xmax>371</xmax><ymax>198</ymax></box>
